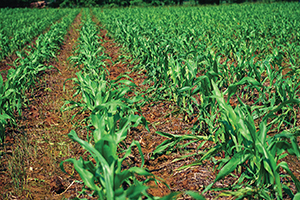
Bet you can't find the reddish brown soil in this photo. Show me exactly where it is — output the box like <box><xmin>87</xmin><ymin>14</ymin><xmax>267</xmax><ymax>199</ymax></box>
<box><xmin>0</xmin><ymin>13</ymin><xmax>94</xmax><ymax>199</ymax></box>
<box><xmin>96</xmin><ymin>21</ymin><xmax>300</xmax><ymax>199</ymax></box>
<box><xmin>97</xmin><ymin>27</ymin><xmax>242</xmax><ymax>199</ymax></box>
<box><xmin>0</xmin><ymin>10</ymin><xmax>299</xmax><ymax>200</ymax></box>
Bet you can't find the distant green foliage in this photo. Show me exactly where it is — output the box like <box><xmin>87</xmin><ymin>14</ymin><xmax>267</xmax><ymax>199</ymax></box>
<box><xmin>52</xmin><ymin>0</ymin><xmax>299</xmax><ymax>7</ymax></box>
<box><xmin>0</xmin><ymin>8</ymin><xmax>68</xmax><ymax>59</ymax></box>
<box><xmin>52</xmin><ymin>0</ymin><xmax>177</xmax><ymax>7</ymax></box>
<box><xmin>1</xmin><ymin>0</ymin><xmax>298</xmax><ymax>8</ymax></box>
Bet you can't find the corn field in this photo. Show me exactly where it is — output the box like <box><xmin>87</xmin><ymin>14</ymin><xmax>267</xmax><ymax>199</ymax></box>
<box><xmin>0</xmin><ymin>2</ymin><xmax>300</xmax><ymax>199</ymax></box>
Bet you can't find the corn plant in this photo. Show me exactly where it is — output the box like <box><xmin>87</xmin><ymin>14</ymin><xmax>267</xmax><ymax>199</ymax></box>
<box><xmin>0</xmin><ymin>75</ymin><xmax>16</xmax><ymax>143</ymax></box>
<box><xmin>91</xmin><ymin>3</ymin><xmax>300</xmax><ymax>198</ymax></box>
<box><xmin>61</xmin><ymin>107</ymin><xmax>154</xmax><ymax>199</ymax></box>
<box><xmin>63</xmin><ymin>12</ymin><xmax>143</xmax><ymax>122</ymax></box>
<box><xmin>198</xmin><ymin>81</ymin><xmax>300</xmax><ymax>199</ymax></box>
<box><xmin>93</xmin><ymin>2</ymin><xmax>300</xmax><ymax>125</ymax></box>
<box><xmin>62</xmin><ymin>71</ymin><xmax>143</xmax><ymax>122</ymax></box>
<box><xmin>62</xmin><ymin>11</ymin><xmax>175</xmax><ymax>199</ymax></box>
<box><xmin>69</xmin><ymin>16</ymin><xmax>110</xmax><ymax>77</ymax></box>
<box><xmin>0</xmin><ymin>8</ymin><xmax>70</xmax><ymax>60</ymax></box>
<box><xmin>0</xmin><ymin>10</ymin><xmax>79</xmax><ymax>143</ymax></box>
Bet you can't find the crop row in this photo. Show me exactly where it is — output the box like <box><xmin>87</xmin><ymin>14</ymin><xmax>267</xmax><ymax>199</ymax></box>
<box><xmin>61</xmin><ymin>9</ymin><xmax>168</xmax><ymax>199</ymax></box>
<box><xmin>0</xmin><ymin>7</ymin><xmax>38</xmax><ymax>17</ymax></box>
<box><xmin>93</xmin><ymin>3</ymin><xmax>300</xmax><ymax>199</ymax></box>
<box><xmin>0</xmin><ymin>10</ymin><xmax>79</xmax><ymax>143</ymax></box>
<box><xmin>0</xmin><ymin>8</ymin><xmax>71</xmax><ymax>60</ymax></box>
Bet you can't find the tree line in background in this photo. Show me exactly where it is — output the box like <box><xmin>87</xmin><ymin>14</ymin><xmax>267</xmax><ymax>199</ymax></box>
<box><xmin>0</xmin><ymin>0</ymin><xmax>298</xmax><ymax>10</ymax></box>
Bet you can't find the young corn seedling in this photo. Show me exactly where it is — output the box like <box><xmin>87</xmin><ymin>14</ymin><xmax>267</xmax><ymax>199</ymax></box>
<box><xmin>199</xmin><ymin>81</ymin><xmax>300</xmax><ymax>200</ymax></box>
<box><xmin>0</xmin><ymin>75</ymin><xmax>16</xmax><ymax>143</ymax></box>
<box><xmin>61</xmin><ymin>105</ymin><xmax>154</xmax><ymax>199</ymax></box>
<box><xmin>0</xmin><ymin>11</ymin><xmax>78</xmax><ymax>143</ymax></box>
<box><xmin>61</xmin><ymin>12</ymin><xmax>175</xmax><ymax>199</ymax></box>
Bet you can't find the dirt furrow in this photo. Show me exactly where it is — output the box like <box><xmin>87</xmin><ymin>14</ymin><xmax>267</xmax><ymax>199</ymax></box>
<box><xmin>96</xmin><ymin>28</ymin><xmax>300</xmax><ymax>199</ymax></box>
<box><xmin>0</xmin><ymin>12</ymin><xmax>92</xmax><ymax>199</ymax></box>
<box><xmin>96</xmin><ymin>24</ymin><xmax>231</xmax><ymax>199</ymax></box>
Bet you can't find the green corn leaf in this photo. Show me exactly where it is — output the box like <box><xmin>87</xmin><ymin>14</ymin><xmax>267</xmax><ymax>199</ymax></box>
<box><xmin>185</xmin><ymin>191</ymin><xmax>205</xmax><ymax>200</ymax></box>
<box><xmin>60</xmin><ymin>157</ymin><xmax>101</xmax><ymax>194</ymax></box>
<box><xmin>203</xmin><ymin>151</ymin><xmax>250</xmax><ymax>194</ymax></box>
<box><xmin>294</xmin><ymin>193</ymin><xmax>300</xmax><ymax>200</ymax></box>
<box><xmin>227</xmin><ymin>77</ymin><xmax>262</xmax><ymax>101</ymax></box>
<box><xmin>277</xmin><ymin>162</ymin><xmax>300</xmax><ymax>192</ymax></box>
